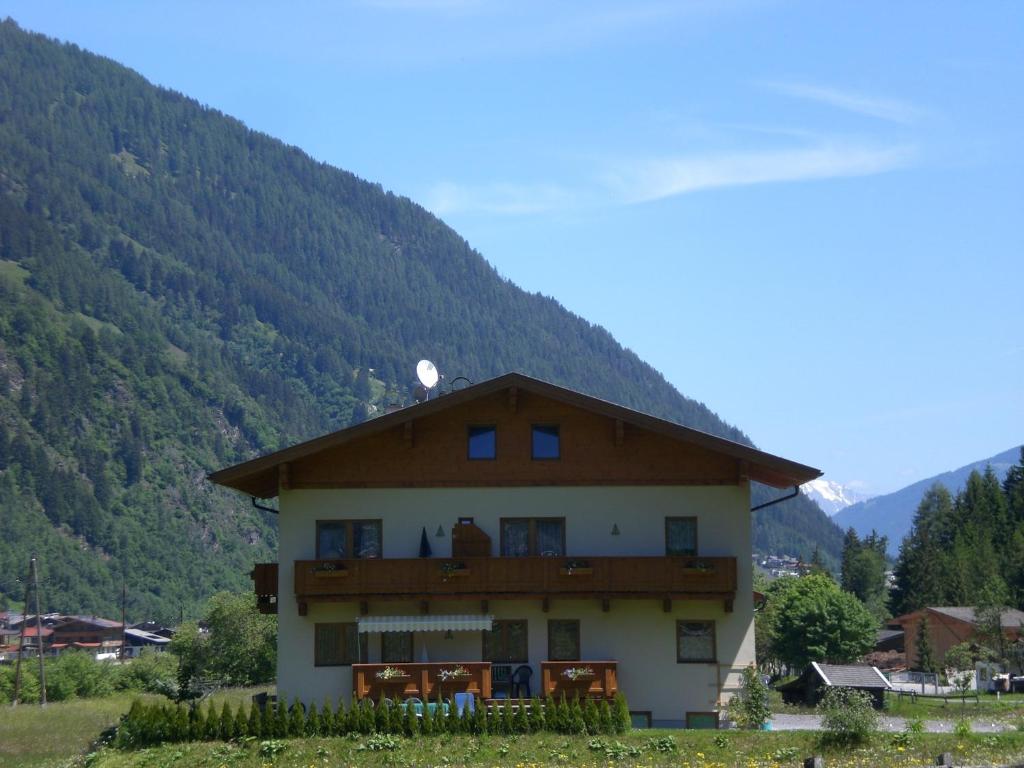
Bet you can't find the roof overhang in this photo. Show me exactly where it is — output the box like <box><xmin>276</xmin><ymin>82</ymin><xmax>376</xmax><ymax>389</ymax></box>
<box><xmin>209</xmin><ymin>372</ymin><xmax>822</xmax><ymax>497</ymax></box>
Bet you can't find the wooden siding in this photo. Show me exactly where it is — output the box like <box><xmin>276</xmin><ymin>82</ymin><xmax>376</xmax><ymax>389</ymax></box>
<box><xmin>292</xmin><ymin>555</ymin><xmax>736</xmax><ymax>606</ymax></box>
<box><xmin>251</xmin><ymin>562</ymin><xmax>278</xmax><ymax>614</ymax></box>
<box><xmin>352</xmin><ymin>662</ymin><xmax>492</xmax><ymax>701</ymax></box>
<box><xmin>541</xmin><ymin>660</ymin><xmax>618</xmax><ymax>699</ymax></box>
<box><xmin>287</xmin><ymin>390</ymin><xmax>741</xmax><ymax>489</ymax></box>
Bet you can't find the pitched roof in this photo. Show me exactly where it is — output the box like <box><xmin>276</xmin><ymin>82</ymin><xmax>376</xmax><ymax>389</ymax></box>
<box><xmin>812</xmin><ymin>663</ymin><xmax>892</xmax><ymax>690</ymax></box>
<box><xmin>209</xmin><ymin>372</ymin><xmax>821</xmax><ymax>498</ymax></box>
<box><xmin>929</xmin><ymin>607</ymin><xmax>1024</xmax><ymax>628</ymax></box>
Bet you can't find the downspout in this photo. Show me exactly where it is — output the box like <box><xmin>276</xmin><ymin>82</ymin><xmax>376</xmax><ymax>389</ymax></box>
<box><xmin>749</xmin><ymin>485</ymin><xmax>800</xmax><ymax>512</ymax></box>
<box><xmin>251</xmin><ymin>497</ymin><xmax>279</xmax><ymax>515</ymax></box>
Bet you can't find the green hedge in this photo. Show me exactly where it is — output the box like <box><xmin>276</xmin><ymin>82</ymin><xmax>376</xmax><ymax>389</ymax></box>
<box><xmin>116</xmin><ymin>693</ymin><xmax>632</xmax><ymax>748</ymax></box>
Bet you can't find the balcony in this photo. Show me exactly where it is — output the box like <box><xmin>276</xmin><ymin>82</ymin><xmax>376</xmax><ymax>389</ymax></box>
<box><xmin>283</xmin><ymin>555</ymin><xmax>736</xmax><ymax>614</ymax></box>
<box><xmin>541</xmin><ymin>660</ymin><xmax>618</xmax><ymax>699</ymax></box>
<box><xmin>251</xmin><ymin>562</ymin><xmax>278</xmax><ymax>614</ymax></box>
<box><xmin>353</xmin><ymin>661</ymin><xmax>492</xmax><ymax>702</ymax></box>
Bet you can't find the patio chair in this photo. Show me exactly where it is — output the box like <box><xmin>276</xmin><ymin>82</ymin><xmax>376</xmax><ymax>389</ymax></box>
<box><xmin>491</xmin><ymin>663</ymin><xmax>512</xmax><ymax>699</ymax></box>
<box><xmin>453</xmin><ymin>691</ymin><xmax>475</xmax><ymax>715</ymax></box>
<box><xmin>510</xmin><ymin>664</ymin><xmax>533</xmax><ymax>699</ymax></box>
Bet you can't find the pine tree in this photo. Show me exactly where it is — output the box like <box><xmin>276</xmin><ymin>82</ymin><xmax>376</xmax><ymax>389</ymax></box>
<box><xmin>420</xmin><ymin>697</ymin><xmax>434</xmax><ymax>735</ymax></box>
<box><xmin>514</xmin><ymin>698</ymin><xmax>530</xmax><ymax>734</ymax></box>
<box><xmin>597</xmin><ymin>699</ymin><xmax>613</xmax><ymax>735</ymax></box>
<box><xmin>915</xmin><ymin>614</ymin><xmax>936</xmax><ymax>673</ymax></box>
<box><xmin>274</xmin><ymin>699</ymin><xmax>289</xmax><ymax>738</ymax></box>
<box><xmin>612</xmin><ymin>693</ymin><xmax>630</xmax><ymax>734</ymax></box>
<box><xmin>219</xmin><ymin>701</ymin><xmax>235</xmax><ymax>740</ymax></box>
<box><xmin>582</xmin><ymin>698</ymin><xmax>599</xmax><ymax>734</ymax></box>
<box><xmin>234</xmin><ymin>702</ymin><xmax>249</xmax><ymax>738</ymax></box>
<box><xmin>403</xmin><ymin>700</ymin><xmax>417</xmax><ymax>737</ymax></box>
<box><xmin>320</xmin><ymin>698</ymin><xmax>334</xmax><ymax>737</ymax></box>
<box><xmin>304</xmin><ymin>701</ymin><xmax>320</xmax><ymax>737</ymax></box>
<box><xmin>528</xmin><ymin>697</ymin><xmax>545</xmax><ymax>733</ymax></box>
<box><xmin>248</xmin><ymin>701</ymin><xmax>262</xmax><ymax>738</ymax></box>
<box><xmin>288</xmin><ymin>698</ymin><xmax>305</xmax><ymax>737</ymax></box>
<box><xmin>374</xmin><ymin>697</ymin><xmax>390</xmax><ymax>734</ymax></box>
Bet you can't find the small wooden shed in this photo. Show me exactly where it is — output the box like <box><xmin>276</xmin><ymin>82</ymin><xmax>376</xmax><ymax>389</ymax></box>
<box><xmin>776</xmin><ymin>662</ymin><xmax>892</xmax><ymax>709</ymax></box>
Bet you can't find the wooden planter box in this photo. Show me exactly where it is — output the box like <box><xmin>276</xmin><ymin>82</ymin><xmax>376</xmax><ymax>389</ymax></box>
<box><xmin>559</xmin><ymin>567</ymin><xmax>593</xmax><ymax>576</ymax></box>
<box><xmin>311</xmin><ymin>569</ymin><xmax>349</xmax><ymax>578</ymax></box>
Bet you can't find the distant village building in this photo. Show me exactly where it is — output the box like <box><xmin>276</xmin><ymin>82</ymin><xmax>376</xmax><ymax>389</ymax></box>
<box><xmin>891</xmin><ymin>607</ymin><xmax>1024</xmax><ymax>670</ymax></box>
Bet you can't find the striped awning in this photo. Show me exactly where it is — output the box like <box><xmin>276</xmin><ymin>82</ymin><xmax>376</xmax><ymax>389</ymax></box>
<box><xmin>356</xmin><ymin>615</ymin><xmax>493</xmax><ymax>634</ymax></box>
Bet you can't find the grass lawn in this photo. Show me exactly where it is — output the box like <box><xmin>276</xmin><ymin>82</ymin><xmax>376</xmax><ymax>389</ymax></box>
<box><xmin>884</xmin><ymin>691</ymin><xmax>1024</xmax><ymax>722</ymax></box>
<box><xmin>0</xmin><ymin>687</ymin><xmax>270</xmax><ymax>768</ymax></box>
<box><xmin>83</xmin><ymin>730</ymin><xmax>1024</xmax><ymax>768</ymax></box>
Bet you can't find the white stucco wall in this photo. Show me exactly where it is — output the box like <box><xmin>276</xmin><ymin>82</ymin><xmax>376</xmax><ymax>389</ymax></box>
<box><xmin>276</xmin><ymin>484</ymin><xmax>754</xmax><ymax>726</ymax></box>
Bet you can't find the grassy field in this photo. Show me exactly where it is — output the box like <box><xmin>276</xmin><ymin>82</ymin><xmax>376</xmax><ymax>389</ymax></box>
<box><xmin>5</xmin><ymin>688</ymin><xmax>1024</xmax><ymax>768</ymax></box>
<box><xmin>0</xmin><ymin>688</ymin><xmax>268</xmax><ymax>768</ymax></box>
<box><xmin>884</xmin><ymin>691</ymin><xmax>1024</xmax><ymax>722</ymax></box>
<box><xmin>83</xmin><ymin>730</ymin><xmax>1024</xmax><ymax>768</ymax></box>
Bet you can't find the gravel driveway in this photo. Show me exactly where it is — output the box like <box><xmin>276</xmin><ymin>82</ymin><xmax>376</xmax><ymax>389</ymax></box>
<box><xmin>768</xmin><ymin>714</ymin><xmax>1013</xmax><ymax>733</ymax></box>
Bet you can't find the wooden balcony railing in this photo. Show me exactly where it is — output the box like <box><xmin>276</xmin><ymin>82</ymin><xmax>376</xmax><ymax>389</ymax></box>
<box><xmin>353</xmin><ymin>662</ymin><xmax>492</xmax><ymax>702</ymax></box>
<box><xmin>541</xmin><ymin>660</ymin><xmax>618</xmax><ymax>699</ymax></box>
<box><xmin>292</xmin><ymin>556</ymin><xmax>736</xmax><ymax>613</ymax></box>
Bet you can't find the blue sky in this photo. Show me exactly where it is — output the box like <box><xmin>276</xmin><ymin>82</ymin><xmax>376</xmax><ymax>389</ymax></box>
<box><xmin>6</xmin><ymin>1</ymin><xmax>1022</xmax><ymax>495</ymax></box>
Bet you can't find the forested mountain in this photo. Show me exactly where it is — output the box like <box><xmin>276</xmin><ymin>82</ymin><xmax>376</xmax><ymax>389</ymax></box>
<box><xmin>890</xmin><ymin>451</ymin><xmax>1024</xmax><ymax>616</ymax></box>
<box><xmin>0</xmin><ymin>20</ymin><xmax>841</xmax><ymax>621</ymax></box>
<box><xmin>835</xmin><ymin>446</ymin><xmax>1022</xmax><ymax>555</ymax></box>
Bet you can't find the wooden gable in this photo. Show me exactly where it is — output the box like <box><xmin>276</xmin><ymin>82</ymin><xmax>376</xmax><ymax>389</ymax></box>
<box><xmin>288</xmin><ymin>387</ymin><xmax>740</xmax><ymax>489</ymax></box>
<box><xmin>210</xmin><ymin>373</ymin><xmax>821</xmax><ymax>497</ymax></box>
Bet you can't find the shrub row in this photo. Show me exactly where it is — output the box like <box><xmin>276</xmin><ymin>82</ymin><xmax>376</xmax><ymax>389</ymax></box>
<box><xmin>0</xmin><ymin>649</ymin><xmax>178</xmax><ymax>704</ymax></box>
<box><xmin>117</xmin><ymin>693</ymin><xmax>632</xmax><ymax>748</ymax></box>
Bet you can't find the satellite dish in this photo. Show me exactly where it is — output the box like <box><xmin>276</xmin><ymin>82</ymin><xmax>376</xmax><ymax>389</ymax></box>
<box><xmin>416</xmin><ymin>359</ymin><xmax>439</xmax><ymax>389</ymax></box>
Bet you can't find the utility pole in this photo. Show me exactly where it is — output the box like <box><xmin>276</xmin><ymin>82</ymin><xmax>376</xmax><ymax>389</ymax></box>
<box><xmin>32</xmin><ymin>556</ymin><xmax>46</xmax><ymax>706</ymax></box>
<box><xmin>11</xmin><ymin>557</ymin><xmax>31</xmax><ymax>707</ymax></box>
<box><xmin>13</xmin><ymin>555</ymin><xmax>46</xmax><ymax>706</ymax></box>
<box><xmin>120</xmin><ymin>577</ymin><xmax>127</xmax><ymax>662</ymax></box>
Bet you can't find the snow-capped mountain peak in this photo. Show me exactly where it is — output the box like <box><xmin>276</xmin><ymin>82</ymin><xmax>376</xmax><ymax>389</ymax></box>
<box><xmin>801</xmin><ymin>478</ymin><xmax>872</xmax><ymax>516</ymax></box>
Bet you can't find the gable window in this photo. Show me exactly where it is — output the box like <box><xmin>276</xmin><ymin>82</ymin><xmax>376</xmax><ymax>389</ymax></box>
<box><xmin>665</xmin><ymin>517</ymin><xmax>698</xmax><ymax>556</ymax></box>
<box><xmin>547</xmin><ymin>619</ymin><xmax>580</xmax><ymax>661</ymax></box>
<box><xmin>531</xmin><ymin>425</ymin><xmax>560</xmax><ymax>460</ymax></box>
<box><xmin>315</xmin><ymin>622</ymin><xmax>365</xmax><ymax>666</ymax></box>
<box><xmin>316</xmin><ymin>520</ymin><xmax>382</xmax><ymax>559</ymax></box>
<box><xmin>501</xmin><ymin>517</ymin><xmax>565</xmax><ymax>556</ymax></box>
<box><xmin>483</xmin><ymin>619</ymin><xmax>528</xmax><ymax>662</ymax></box>
<box><xmin>676</xmin><ymin>620</ymin><xmax>716</xmax><ymax>663</ymax></box>
<box><xmin>468</xmin><ymin>425</ymin><xmax>497</xmax><ymax>460</ymax></box>
<box><xmin>381</xmin><ymin>631</ymin><xmax>414</xmax><ymax>663</ymax></box>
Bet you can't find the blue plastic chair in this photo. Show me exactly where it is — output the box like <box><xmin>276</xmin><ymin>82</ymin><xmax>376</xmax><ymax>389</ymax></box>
<box><xmin>454</xmin><ymin>692</ymin><xmax>475</xmax><ymax>715</ymax></box>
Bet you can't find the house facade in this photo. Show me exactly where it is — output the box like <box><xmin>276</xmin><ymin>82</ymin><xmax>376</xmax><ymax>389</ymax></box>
<box><xmin>211</xmin><ymin>373</ymin><xmax>820</xmax><ymax>727</ymax></box>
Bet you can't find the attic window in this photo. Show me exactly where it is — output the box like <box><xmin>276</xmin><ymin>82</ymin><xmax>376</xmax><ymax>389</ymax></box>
<box><xmin>468</xmin><ymin>425</ymin><xmax>497</xmax><ymax>460</ymax></box>
<box><xmin>531</xmin><ymin>425</ymin><xmax>560</xmax><ymax>460</ymax></box>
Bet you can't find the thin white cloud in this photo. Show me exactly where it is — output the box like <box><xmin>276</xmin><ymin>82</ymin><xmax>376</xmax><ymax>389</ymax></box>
<box><xmin>765</xmin><ymin>82</ymin><xmax>923</xmax><ymax>124</ymax></box>
<box><xmin>425</xmin><ymin>181</ymin><xmax>578</xmax><ymax>216</ymax></box>
<box><xmin>607</xmin><ymin>142</ymin><xmax>916</xmax><ymax>203</ymax></box>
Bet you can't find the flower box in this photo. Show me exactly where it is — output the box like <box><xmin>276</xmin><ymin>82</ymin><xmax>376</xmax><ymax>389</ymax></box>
<box><xmin>560</xmin><ymin>666</ymin><xmax>596</xmax><ymax>682</ymax></box>
<box><xmin>559</xmin><ymin>567</ymin><xmax>593</xmax><ymax>576</ymax></box>
<box><xmin>437</xmin><ymin>666</ymin><xmax>471</xmax><ymax>682</ymax></box>
<box><xmin>375</xmin><ymin>666</ymin><xmax>412</xmax><ymax>681</ymax></box>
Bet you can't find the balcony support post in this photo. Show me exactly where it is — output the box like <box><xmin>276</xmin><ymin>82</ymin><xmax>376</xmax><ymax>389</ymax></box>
<box><xmin>298</xmin><ymin>601</ymin><xmax>307</xmax><ymax>616</ymax></box>
<box><xmin>542</xmin><ymin>597</ymin><xmax>550</xmax><ymax>613</ymax></box>
<box><xmin>724</xmin><ymin>598</ymin><xmax>733</xmax><ymax>613</ymax></box>
<box><xmin>662</xmin><ymin>597</ymin><xmax>672</xmax><ymax>613</ymax></box>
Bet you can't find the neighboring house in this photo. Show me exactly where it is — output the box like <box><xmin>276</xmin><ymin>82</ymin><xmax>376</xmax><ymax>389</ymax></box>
<box><xmin>892</xmin><ymin>607</ymin><xmax>1024</xmax><ymax>670</ymax></box>
<box><xmin>131</xmin><ymin>621</ymin><xmax>176</xmax><ymax>640</ymax></box>
<box><xmin>123</xmin><ymin>627</ymin><xmax>172</xmax><ymax>657</ymax></box>
<box><xmin>776</xmin><ymin>663</ymin><xmax>892</xmax><ymax>708</ymax></box>
<box><xmin>50</xmin><ymin>616</ymin><xmax>124</xmax><ymax>646</ymax></box>
<box><xmin>210</xmin><ymin>373</ymin><xmax>820</xmax><ymax>728</ymax></box>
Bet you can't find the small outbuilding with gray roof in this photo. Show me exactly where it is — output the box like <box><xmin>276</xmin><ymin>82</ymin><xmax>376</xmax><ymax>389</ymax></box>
<box><xmin>776</xmin><ymin>662</ymin><xmax>892</xmax><ymax>708</ymax></box>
